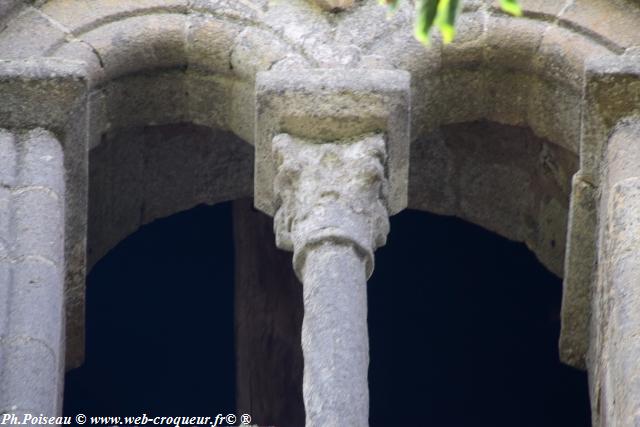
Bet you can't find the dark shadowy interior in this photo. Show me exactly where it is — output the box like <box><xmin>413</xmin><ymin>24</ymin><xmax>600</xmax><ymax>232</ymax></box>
<box><xmin>64</xmin><ymin>202</ymin><xmax>591</xmax><ymax>426</ymax></box>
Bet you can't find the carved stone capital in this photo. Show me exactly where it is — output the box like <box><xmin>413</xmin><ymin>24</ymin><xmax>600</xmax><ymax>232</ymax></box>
<box><xmin>272</xmin><ymin>133</ymin><xmax>390</xmax><ymax>279</ymax></box>
<box><xmin>255</xmin><ymin>69</ymin><xmax>411</xmax><ymax>218</ymax></box>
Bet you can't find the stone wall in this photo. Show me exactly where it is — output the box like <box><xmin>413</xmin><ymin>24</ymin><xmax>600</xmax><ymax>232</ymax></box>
<box><xmin>1</xmin><ymin>0</ymin><xmax>640</xmax><ymax>424</ymax></box>
<box><xmin>87</xmin><ymin>124</ymin><xmax>253</xmax><ymax>270</ymax></box>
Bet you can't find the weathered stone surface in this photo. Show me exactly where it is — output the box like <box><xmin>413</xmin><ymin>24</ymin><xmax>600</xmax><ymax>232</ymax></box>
<box><xmin>0</xmin><ymin>338</ymin><xmax>58</xmax><ymax>414</ymax></box>
<box><xmin>484</xmin><ymin>16</ymin><xmax>547</xmax><ymax>72</ymax></box>
<box><xmin>301</xmin><ymin>243</ymin><xmax>369</xmax><ymax>427</ymax></box>
<box><xmin>41</xmin><ymin>0</ymin><xmax>188</xmax><ymax>35</ymax></box>
<box><xmin>88</xmin><ymin>124</ymin><xmax>253</xmax><ymax>268</ymax></box>
<box><xmin>533</xmin><ymin>25</ymin><xmax>614</xmax><ymax>89</ymax></box>
<box><xmin>230</xmin><ymin>27</ymin><xmax>291</xmax><ymax>80</ymax></box>
<box><xmin>186</xmin><ymin>14</ymin><xmax>241</xmax><ymax>74</ymax></box>
<box><xmin>272</xmin><ymin>133</ymin><xmax>390</xmax><ymax>277</ymax></box>
<box><xmin>0</xmin><ymin>0</ymin><xmax>23</xmax><ymax>29</ymax></box>
<box><xmin>313</xmin><ymin>0</ymin><xmax>354</xmax><ymax>11</ymax></box>
<box><xmin>190</xmin><ymin>0</ymin><xmax>263</xmax><ymax>22</ymax></box>
<box><xmin>526</xmin><ymin>79</ymin><xmax>582</xmax><ymax>153</ymax></box>
<box><xmin>560</xmin><ymin>0</ymin><xmax>640</xmax><ymax>51</ymax></box>
<box><xmin>79</xmin><ymin>14</ymin><xmax>187</xmax><ymax>82</ymax></box>
<box><xmin>0</xmin><ymin>8</ymin><xmax>67</xmax><ymax>59</ymax></box>
<box><xmin>255</xmin><ymin>69</ymin><xmax>410</xmax><ymax>217</ymax></box>
<box><xmin>409</xmin><ymin>122</ymin><xmax>577</xmax><ymax>277</ymax></box>
<box><xmin>0</xmin><ymin>59</ymin><xmax>87</xmax><ymax>131</ymax></box>
<box><xmin>582</xmin><ymin>56</ymin><xmax>640</xmax><ymax>180</ymax></box>
<box><xmin>560</xmin><ymin>172</ymin><xmax>596</xmax><ymax>369</ymax></box>
<box><xmin>269</xmin><ymin>133</ymin><xmax>390</xmax><ymax>427</ymax></box>
<box><xmin>0</xmin><ymin>129</ymin><xmax>66</xmax><ymax>416</ymax></box>
<box><xmin>101</xmin><ymin>71</ymin><xmax>189</xmax><ymax>129</ymax></box>
<box><xmin>589</xmin><ymin>122</ymin><xmax>640</xmax><ymax>427</ymax></box>
<box><xmin>1</xmin><ymin>0</ymin><xmax>640</xmax><ymax>422</ymax></box>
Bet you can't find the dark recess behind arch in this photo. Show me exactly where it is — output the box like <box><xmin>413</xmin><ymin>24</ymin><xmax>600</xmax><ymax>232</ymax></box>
<box><xmin>63</xmin><ymin>202</ymin><xmax>591</xmax><ymax>426</ymax></box>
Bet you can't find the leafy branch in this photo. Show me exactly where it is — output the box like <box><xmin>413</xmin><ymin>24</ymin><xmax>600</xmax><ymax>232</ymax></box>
<box><xmin>379</xmin><ymin>0</ymin><xmax>522</xmax><ymax>44</ymax></box>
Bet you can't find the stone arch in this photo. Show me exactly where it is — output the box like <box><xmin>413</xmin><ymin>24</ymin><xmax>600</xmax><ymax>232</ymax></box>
<box><xmin>0</xmin><ymin>0</ymin><xmax>310</xmax><ymax>147</ymax></box>
<box><xmin>408</xmin><ymin>121</ymin><xmax>578</xmax><ymax>277</ymax></box>
<box><xmin>370</xmin><ymin>4</ymin><xmax>629</xmax><ymax>276</ymax></box>
<box><xmin>2</xmin><ymin>0</ymin><xmax>640</xmax><ymax>422</ymax></box>
<box><xmin>86</xmin><ymin>124</ymin><xmax>253</xmax><ymax>271</ymax></box>
<box><xmin>0</xmin><ymin>0</ymin><xmax>310</xmax><ymax>369</ymax></box>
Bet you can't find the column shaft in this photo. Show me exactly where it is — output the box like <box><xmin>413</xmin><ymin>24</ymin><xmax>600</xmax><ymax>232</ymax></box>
<box><xmin>301</xmin><ymin>242</ymin><xmax>369</xmax><ymax>427</ymax></box>
<box><xmin>0</xmin><ymin>129</ymin><xmax>66</xmax><ymax>416</ymax></box>
<box><xmin>271</xmin><ymin>134</ymin><xmax>389</xmax><ymax>427</ymax></box>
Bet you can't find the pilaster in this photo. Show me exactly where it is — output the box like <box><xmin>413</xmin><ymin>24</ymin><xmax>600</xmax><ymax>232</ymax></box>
<box><xmin>561</xmin><ymin>55</ymin><xmax>640</xmax><ymax>370</ymax></box>
<box><xmin>0</xmin><ymin>58</ymin><xmax>89</xmax><ymax>372</ymax></box>
<box><xmin>0</xmin><ymin>129</ymin><xmax>66</xmax><ymax>416</ymax></box>
<box><xmin>561</xmin><ymin>55</ymin><xmax>640</xmax><ymax>425</ymax></box>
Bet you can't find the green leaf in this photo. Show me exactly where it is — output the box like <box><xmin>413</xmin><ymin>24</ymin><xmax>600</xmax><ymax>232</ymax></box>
<box><xmin>500</xmin><ymin>0</ymin><xmax>523</xmax><ymax>16</ymax></box>
<box><xmin>414</xmin><ymin>0</ymin><xmax>439</xmax><ymax>44</ymax></box>
<box><xmin>435</xmin><ymin>0</ymin><xmax>460</xmax><ymax>44</ymax></box>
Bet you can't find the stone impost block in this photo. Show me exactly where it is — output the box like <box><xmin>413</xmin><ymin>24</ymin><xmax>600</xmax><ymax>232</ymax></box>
<box><xmin>255</xmin><ymin>69</ymin><xmax>411</xmax><ymax>217</ymax></box>
<box><xmin>0</xmin><ymin>58</ymin><xmax>88</xmax><ymax>134</ymax></box>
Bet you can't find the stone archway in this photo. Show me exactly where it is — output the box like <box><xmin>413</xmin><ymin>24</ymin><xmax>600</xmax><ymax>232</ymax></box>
<box><xmin>1</xmin><ymin>1</ymin><xmax>640</xmax><ymax>425</ymax></box>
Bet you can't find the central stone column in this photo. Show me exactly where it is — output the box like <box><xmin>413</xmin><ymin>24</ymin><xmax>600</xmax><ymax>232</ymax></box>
<box><xmin>254</xmin><ymin>69</ymin><xmax>410</xmax><ymax>426</ymax></box>
<box><xmin>272</xmin><ymin>134</ymin><xmax>389</xmax><ymax>425</ymax></box>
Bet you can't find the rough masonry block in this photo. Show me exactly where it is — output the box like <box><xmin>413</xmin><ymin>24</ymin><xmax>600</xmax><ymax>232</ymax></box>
<box><xmin>0</xmin><ymin>59</ymin><xmax>87</xmax><ymax>133</ymax></box>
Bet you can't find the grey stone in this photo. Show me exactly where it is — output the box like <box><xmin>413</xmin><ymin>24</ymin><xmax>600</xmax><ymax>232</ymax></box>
<box><xmin>313</xmin><ymin>0</ymin><xmax>354</xmax><ymax>12</ymax></box>
<box><xmin>301</xmin><ymin>243</ymin><xmax>369</xmax><ymax>427</ymax></box>
<box><xmin>268</xmin><ymin>132</ymin><xmax>390</xmax><ymax>426</ymax></box>
<box><xmin>255</xmin><ymin>68</ymin><xmax>410</xmax><ymax>217</ymax></box>
<box><xmin>0</xmin><ymin>59</ymin><xmax>88</xmax><ymax>132</ymax></box>
<box><xmin>0</xmin><ymin>338</ymin><xmax>58</xmax><ymax>415</ymax></box>
<box><xmin>8</xmin><ymin>260</ymin><xmax>64</xmax><ymax>352</ymax></box>
<box><xmin>560</xmin><ymin>172</ymin><xmax>596</xmax><ymax>369</ymax></box>
<box><xmin>78</xmin><ymin>14</ymin><xmax>187</xmax><ymax>82</ymax></box>
<box><xmin>1</xmin><ymin>0</ymin><xmax>640</xmax><ymax>423</ymax></box>
<box><xmin>588</xmin><ymin>121</ymin><xmax>640</xmax><ymax>426</ymax></box>
<box><xmin>0</xmin><ymin>8</ymin><xmax>67</xmax><ymax>59</ymax></box>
